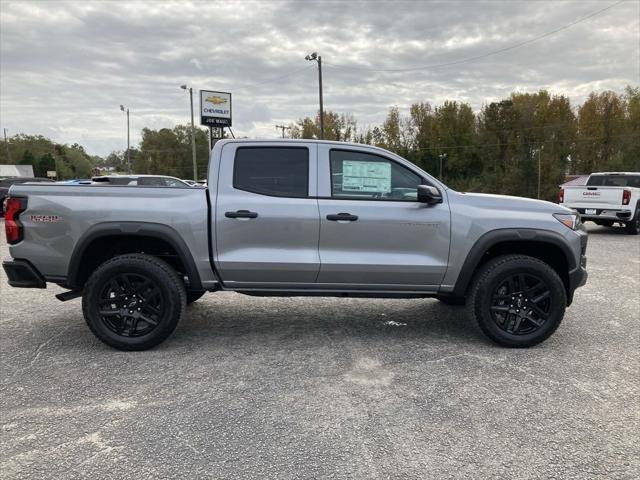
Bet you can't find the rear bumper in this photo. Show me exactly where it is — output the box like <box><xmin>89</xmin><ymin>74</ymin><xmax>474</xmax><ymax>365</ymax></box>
<box><xmin>575</xmin><ymin>208</ymin><xmax>633</xmax><ymax>222</ymax></box>
<box><xmin>2</xmin><ymin>259</ymin><xmax>46</xmax><ymax>288</ymax></box>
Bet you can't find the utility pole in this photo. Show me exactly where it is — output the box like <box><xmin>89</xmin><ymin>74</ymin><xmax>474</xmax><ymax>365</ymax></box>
<box><xmin>537</xmin><ymin>146</ymin><xmax>543</xmax><ymax>199</ymax></box>
<box><xmin>181</xmin><ymin>85</ymin><xmax>198</xmax><ymax>181</ymax></box>
<box><xmin>439</xmin><ymin>153</ymin><xmax>447</xmax><ymax>180</ymax></box>
<box><xmin>305</xmin><ymin>52</ymin><xmax>324</xmax><ymax>139</ymax></box>
<box><xmin>275</xmin><ymin>124</ymin><xmax>291</xmax><ymax>138</ymax></box>
<box><xmin>120</xmin><ymin>105</ymin><xmax>131</xmax><ymax>173</ymax></box>
<box><xmin>3</xmin><ymin>128</ymin><xmax>10</xmax><ymax>163</ymax></box>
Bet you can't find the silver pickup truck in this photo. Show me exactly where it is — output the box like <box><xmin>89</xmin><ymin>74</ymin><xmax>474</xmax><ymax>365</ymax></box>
<box><xmin>3</xmin><ymin>139</ymin><xmax>588</xmax><ymax>350</ymax></box>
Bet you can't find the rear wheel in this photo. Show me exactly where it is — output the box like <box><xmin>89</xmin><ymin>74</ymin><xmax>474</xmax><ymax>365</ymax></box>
<box><xmin>624</xmin><ymin>209</ymin><xmax>639</xmax><ymax>235</ymax></box>
<box><xmin>82</xmin><ymin>254</ymin><xmax>186</xmax><ymax>351</ymax></box>
<box><xmin>468</xmin><ymin>255</ymin><xmax>566</xmax><ymax>348</ymax></box>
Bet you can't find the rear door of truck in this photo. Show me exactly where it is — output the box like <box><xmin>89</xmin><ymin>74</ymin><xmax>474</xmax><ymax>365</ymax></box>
<box><xmin>213</xmin><ymin>142</ymin><xmax>320</xmax><ymax>287</ymax></box>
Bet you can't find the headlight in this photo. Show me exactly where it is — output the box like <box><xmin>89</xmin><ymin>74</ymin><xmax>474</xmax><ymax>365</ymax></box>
<box><xmin>553</xmin><ymin>213</ymin><xmax>581</xmax><ymax>230</ymax></box>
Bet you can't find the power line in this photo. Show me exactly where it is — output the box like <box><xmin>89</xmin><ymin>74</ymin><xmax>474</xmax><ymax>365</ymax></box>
<box><xmin>324</xmin><ymin>0</ymin><xmax>626</xmax><ymax>73</ymax></box>
<box><xmin>275</xmin><ymin>124</ymin><xmax>292</xmax><ymax>138</ymax></box>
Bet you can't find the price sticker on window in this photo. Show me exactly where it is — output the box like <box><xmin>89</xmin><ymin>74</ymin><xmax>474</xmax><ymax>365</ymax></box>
<box><xmin>342</xmin><ymin>161</ymin><xmax>391</xmax><ymax>193</ymax></box>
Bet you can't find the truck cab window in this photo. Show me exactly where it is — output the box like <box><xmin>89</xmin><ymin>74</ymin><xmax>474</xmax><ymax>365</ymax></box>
<box><xmin>330</xmin><ymin>149</ymin><xmax>422</xmax><ymax>201</ymax></box>
<box><xmin>233</xmin><ymin>147</ymin><xmax>309</xmax><ymax>197</ymax></box>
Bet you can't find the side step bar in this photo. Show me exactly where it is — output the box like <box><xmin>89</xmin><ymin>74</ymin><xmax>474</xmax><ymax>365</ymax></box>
<box><xmin>55</xmin><ymin>290</ymin><xmax>83</xmax><ymax>302</ymax></box>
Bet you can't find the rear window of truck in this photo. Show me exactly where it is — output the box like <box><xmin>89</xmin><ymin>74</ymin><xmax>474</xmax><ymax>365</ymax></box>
<box><xmin>233</xmin><ymin>147</ymin><xmax>309</xmax><ymax>198</ymax></box>
<box><xmin>586</xmin><ymin>175</ymin><xmax>640</xmax><ymax>187</ymax></box>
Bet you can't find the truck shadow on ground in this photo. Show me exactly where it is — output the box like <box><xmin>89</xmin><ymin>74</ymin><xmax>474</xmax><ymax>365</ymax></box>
<box><xmin>585</xmin><ymin>225</ymin><xmax>634</xmax><ymax>235</ymax></box>
<box><xmin>172</xmin><ymin>296</ymin><xmax>485</xmax><ymax>348</ymax></box>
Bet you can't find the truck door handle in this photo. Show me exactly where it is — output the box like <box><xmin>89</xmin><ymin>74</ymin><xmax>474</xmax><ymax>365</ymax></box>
<box><xmin>326</xmin><ymin>213</ymin><xmax>358</xmax><ymax>221</ymax></box>
<box><xmin>225</xmin><ymin>210</ymin><xmax>258</xmax><ymax>219</ymax></box>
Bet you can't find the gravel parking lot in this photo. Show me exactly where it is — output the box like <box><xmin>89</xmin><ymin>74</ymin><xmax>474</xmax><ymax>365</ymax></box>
<box><xmin>1</xmin><ymin>221</ymin><xmax>638</xmax><ymax>479</ymax></box>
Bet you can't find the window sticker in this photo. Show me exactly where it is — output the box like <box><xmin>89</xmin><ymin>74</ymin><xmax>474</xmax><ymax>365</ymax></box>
<box><xmin>341</xmin><ymin>160</ymin><xmax>391</xmax><ymax>193</ymax></box>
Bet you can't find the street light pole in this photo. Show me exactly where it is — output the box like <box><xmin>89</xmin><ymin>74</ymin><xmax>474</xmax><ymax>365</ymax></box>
<box><xmin>305</xmin><ymin>52</ymin><xmax>324</xmax><ymax>139</ymax></box>
<box><xmin>537</xmin><ymin>146</ymin><xmax>542</xmax><ymax>199</ymax></box>
<box><xmin>439</xmin><ymin>153</ymin><xmax>447</xmax><ymax>180</ymax></box>
<box><xmin>181</xmin><ymin>85</ymin><xmax>198</xmax><ymax>181</ymax></box>
<box><xmin>3</xmin><ymin>128</ymin><xmax>11</xmax><ymax>163</ymax></box>
<box><xmin>120</xmin><ymin>105</ymin><xmax>131</xmax><ymax>173</ymax></box>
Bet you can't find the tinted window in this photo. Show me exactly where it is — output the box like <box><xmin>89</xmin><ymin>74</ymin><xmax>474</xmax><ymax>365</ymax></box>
<box><xmin>164</xmin><ymin>178</ymin><xmax>186</xmax><ymax>187</ymax></box>
<box><xmin>234</xmin><ymin>147</ymin><xmax>308</xmax><ymax>197</ymax></box>
<box><xmin>108</xmin><ymin>177</ymin><xmax>134</xmax><ymax>185</ymax></box>
<box><xmin>330</xmin><ymin>150</ymin><xmax>422</xmax><ymax>200</ymax></box>
<box><xmin>138</xmin><ymin>177</ymin><xmax>165</xmax><ymax>186</ymax></box>
<box><xmin>586</xmin><ymin>175</ymin><xmax>640</xmax><ymax>188</ymax></box>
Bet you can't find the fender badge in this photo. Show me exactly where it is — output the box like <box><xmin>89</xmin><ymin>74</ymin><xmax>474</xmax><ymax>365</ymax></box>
<box><xmin>30</xmin><ymin>215</ymin><xmax>60</xmax><ymax>223</ymax></box>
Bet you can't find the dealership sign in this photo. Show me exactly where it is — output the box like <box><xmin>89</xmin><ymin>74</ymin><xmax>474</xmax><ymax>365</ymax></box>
<box><xmin>200</xmin><ymin>90</ymin><xmax>232</xmax><ymax>127</ymax></box>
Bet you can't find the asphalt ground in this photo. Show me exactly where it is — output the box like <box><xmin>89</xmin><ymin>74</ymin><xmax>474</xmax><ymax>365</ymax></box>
<box><xmin>1</xmin><ymin>221</ymin><xmax>639</xmax><ymax>479</ymax></box>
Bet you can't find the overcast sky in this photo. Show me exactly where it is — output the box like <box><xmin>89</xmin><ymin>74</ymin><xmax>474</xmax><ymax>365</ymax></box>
<box><xmin>1</xmin><ymin>0</ymin><xmax>638</xmax><ymax>157</ymax></box>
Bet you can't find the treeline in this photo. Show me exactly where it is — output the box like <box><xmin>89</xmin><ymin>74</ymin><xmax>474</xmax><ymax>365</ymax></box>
<box><xmin>103</xmin><ymin>125</ymin><xmax>210</xmax><ymax>179</ymax></box>
<box><xmin>290</xmin><ymin>87</ymin><xmax>640</xmax><ymax>200</ymax></box>
<box><xmin>2</xmin><ymin>87</ymin><xmax>638</xmax><ymax>197</ymax></box>
<box><xmin>0</xmin><ymin>126</ymin><xmax>211</xmax><ymax>181</ymax></box>
<box><xmin>0</xmin><ymin>134</ymin><xmax>98</xmax><ymax>179</ymax></box>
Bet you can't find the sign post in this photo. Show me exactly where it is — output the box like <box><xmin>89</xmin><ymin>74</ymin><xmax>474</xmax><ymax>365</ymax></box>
<box><xmin>200</xmin><ymin>90</ymin><xmax>232</xmax><ymax>161</ymax></box>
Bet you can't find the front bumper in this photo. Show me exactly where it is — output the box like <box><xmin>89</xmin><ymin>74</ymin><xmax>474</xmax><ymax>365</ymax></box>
<box><xmin>566</xmin><ymin>229</ymin><xmax>588</xmax><ymax>305</ymax></box>
<box><xmin>2</xmin><ymin>259</ymin><xmax>46</xmax><ymax>288</ymax></box>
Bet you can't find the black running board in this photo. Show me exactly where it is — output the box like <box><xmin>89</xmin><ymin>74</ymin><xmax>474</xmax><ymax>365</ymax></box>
<box><xmin>55</xmin><ymin>290</ymin><xmax>83</xmax><ymax>302</ymax></box>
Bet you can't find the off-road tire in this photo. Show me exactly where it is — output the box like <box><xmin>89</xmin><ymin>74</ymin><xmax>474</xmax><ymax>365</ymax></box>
<box><xmin>624</xmin><ymin>208</ymin><xmax>639</xmax><ymax>235</ymax></box>
<box><xmin>467</xmin><ymin>254</ymin><xmax>566</xmax><ymax>348</ymax></box>
<box><xmin>186</xmin><ymin>290</ymin><xmax>206</xmax><ymax>304</ymax></box>
<box><xmin>82</xmin><ymin>254</ymin><xmax>186</xmax><ymax>351</ymax></box>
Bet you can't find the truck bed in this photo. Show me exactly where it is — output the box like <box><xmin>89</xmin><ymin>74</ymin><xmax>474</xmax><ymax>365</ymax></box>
<box><xmin>6</xmin><ymin>183</ymin><xmax>215</xmax><ymax>286</ymax></box>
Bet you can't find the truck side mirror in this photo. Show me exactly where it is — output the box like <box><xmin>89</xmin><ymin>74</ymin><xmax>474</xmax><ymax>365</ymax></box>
<box><xmin>417</xmin><ymin>185</ymin><xmax>442</xmax><ymax>204</ymax></box>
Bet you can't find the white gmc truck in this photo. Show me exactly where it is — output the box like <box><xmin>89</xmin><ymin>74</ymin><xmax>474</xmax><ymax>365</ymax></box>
<box><xmin>560</xmin><ymin>172</ymin><xmax>640</xmax><ymax>235</ymax></box>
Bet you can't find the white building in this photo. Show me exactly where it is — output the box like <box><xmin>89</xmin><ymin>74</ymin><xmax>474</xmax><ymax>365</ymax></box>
<box><xmin>0</xmin><ymin>164</ymin><xmax>34</xmax><ymax>177</ymax></box>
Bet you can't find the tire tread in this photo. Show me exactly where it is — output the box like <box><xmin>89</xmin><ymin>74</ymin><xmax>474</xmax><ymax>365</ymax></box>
<box><xmin>467</xmin><ymin>254</ymin><xmax>566</xmax><ymax>348</ymax></box>
<box><xmin>82</xmin><ymin>253</ymin><xmax>186</xmax><ymax>350</ymax></box>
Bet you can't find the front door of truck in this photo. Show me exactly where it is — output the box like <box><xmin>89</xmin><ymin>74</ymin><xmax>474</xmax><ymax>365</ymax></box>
<box><xmin>316</xmin><ymin>145</ymin><xmax>450</xmax><ymax>290</ymax></box>
<box><xmin>214</xmin><ymin>142</ymin><xmax>320</xmax><ymax>287</ymax></box>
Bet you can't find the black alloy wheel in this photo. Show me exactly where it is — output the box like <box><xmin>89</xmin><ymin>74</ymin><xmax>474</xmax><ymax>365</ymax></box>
<box><xmin>98</xmin><ymin>273</ymin><xmax>163</xmax><ymax>337</ymax></box>
<box><xmin>82</xmin><ymin>254</ymin><xmax>186</xmax><ymax>350</ymax></box>
<box><xmin>489</xmin><ymin>273</ymin><xmax>551</xmax><ymax>335</ymax></box>
<box><xmin>468</xmin><ymin>254</ymin><xmax>566</xmax><ymax>348</ymax></box>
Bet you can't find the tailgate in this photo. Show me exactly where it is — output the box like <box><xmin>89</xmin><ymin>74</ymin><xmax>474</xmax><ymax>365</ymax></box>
<box><xmin>563</xmin><ymin>186</ymin><xmax>624</xmax><ymax>206</ymax></box>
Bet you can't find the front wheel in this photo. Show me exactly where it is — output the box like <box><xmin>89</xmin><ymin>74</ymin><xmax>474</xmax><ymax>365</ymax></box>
<box><xmin>82</xmin><ymin>254</ymin><xmax>186</xmax><ymax>351</ymax></box>
<box><xmin>468</xmin><ymin>255</ymin><xmax>566</xmax><ymax>348</ymax></box>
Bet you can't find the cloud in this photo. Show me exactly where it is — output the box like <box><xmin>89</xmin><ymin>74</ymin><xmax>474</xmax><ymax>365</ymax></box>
<box><xmin>0</xmin><ymin>0</ymin><xmax>638</xmax><ymax>156</ymax></box>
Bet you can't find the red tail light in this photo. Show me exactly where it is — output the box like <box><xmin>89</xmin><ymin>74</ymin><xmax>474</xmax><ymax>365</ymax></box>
<box><xmin>622</xmin><ymin>189</ymin><xmax>631</xmax><ymax>205</ymax></box>
<box><xmin>559</xmin><ymin>188</ymin><xmax>564</xmax><ymax>203</ymax></box>
<box><xmin>4</xmin><ymin>197</ymin><xmax>27</xmax><ymax>244</ymax></box>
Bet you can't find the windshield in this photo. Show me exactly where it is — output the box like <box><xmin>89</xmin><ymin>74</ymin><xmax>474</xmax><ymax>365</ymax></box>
<box><xmin>586</xmin><ymin>175</ymin><xmax>640</xmax><ymax>188</ymax></box>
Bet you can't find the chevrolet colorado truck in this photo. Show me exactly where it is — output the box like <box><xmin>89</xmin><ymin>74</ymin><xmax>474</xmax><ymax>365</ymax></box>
<box><xmin>560</xmin><ymin>172</ymin><xmax>640</xmax><ymax>234</ymax></box>
<box><xmin>3</xmin><ymin>139</ymin><xmax>588</xmax><ymax>350</ymax></box>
